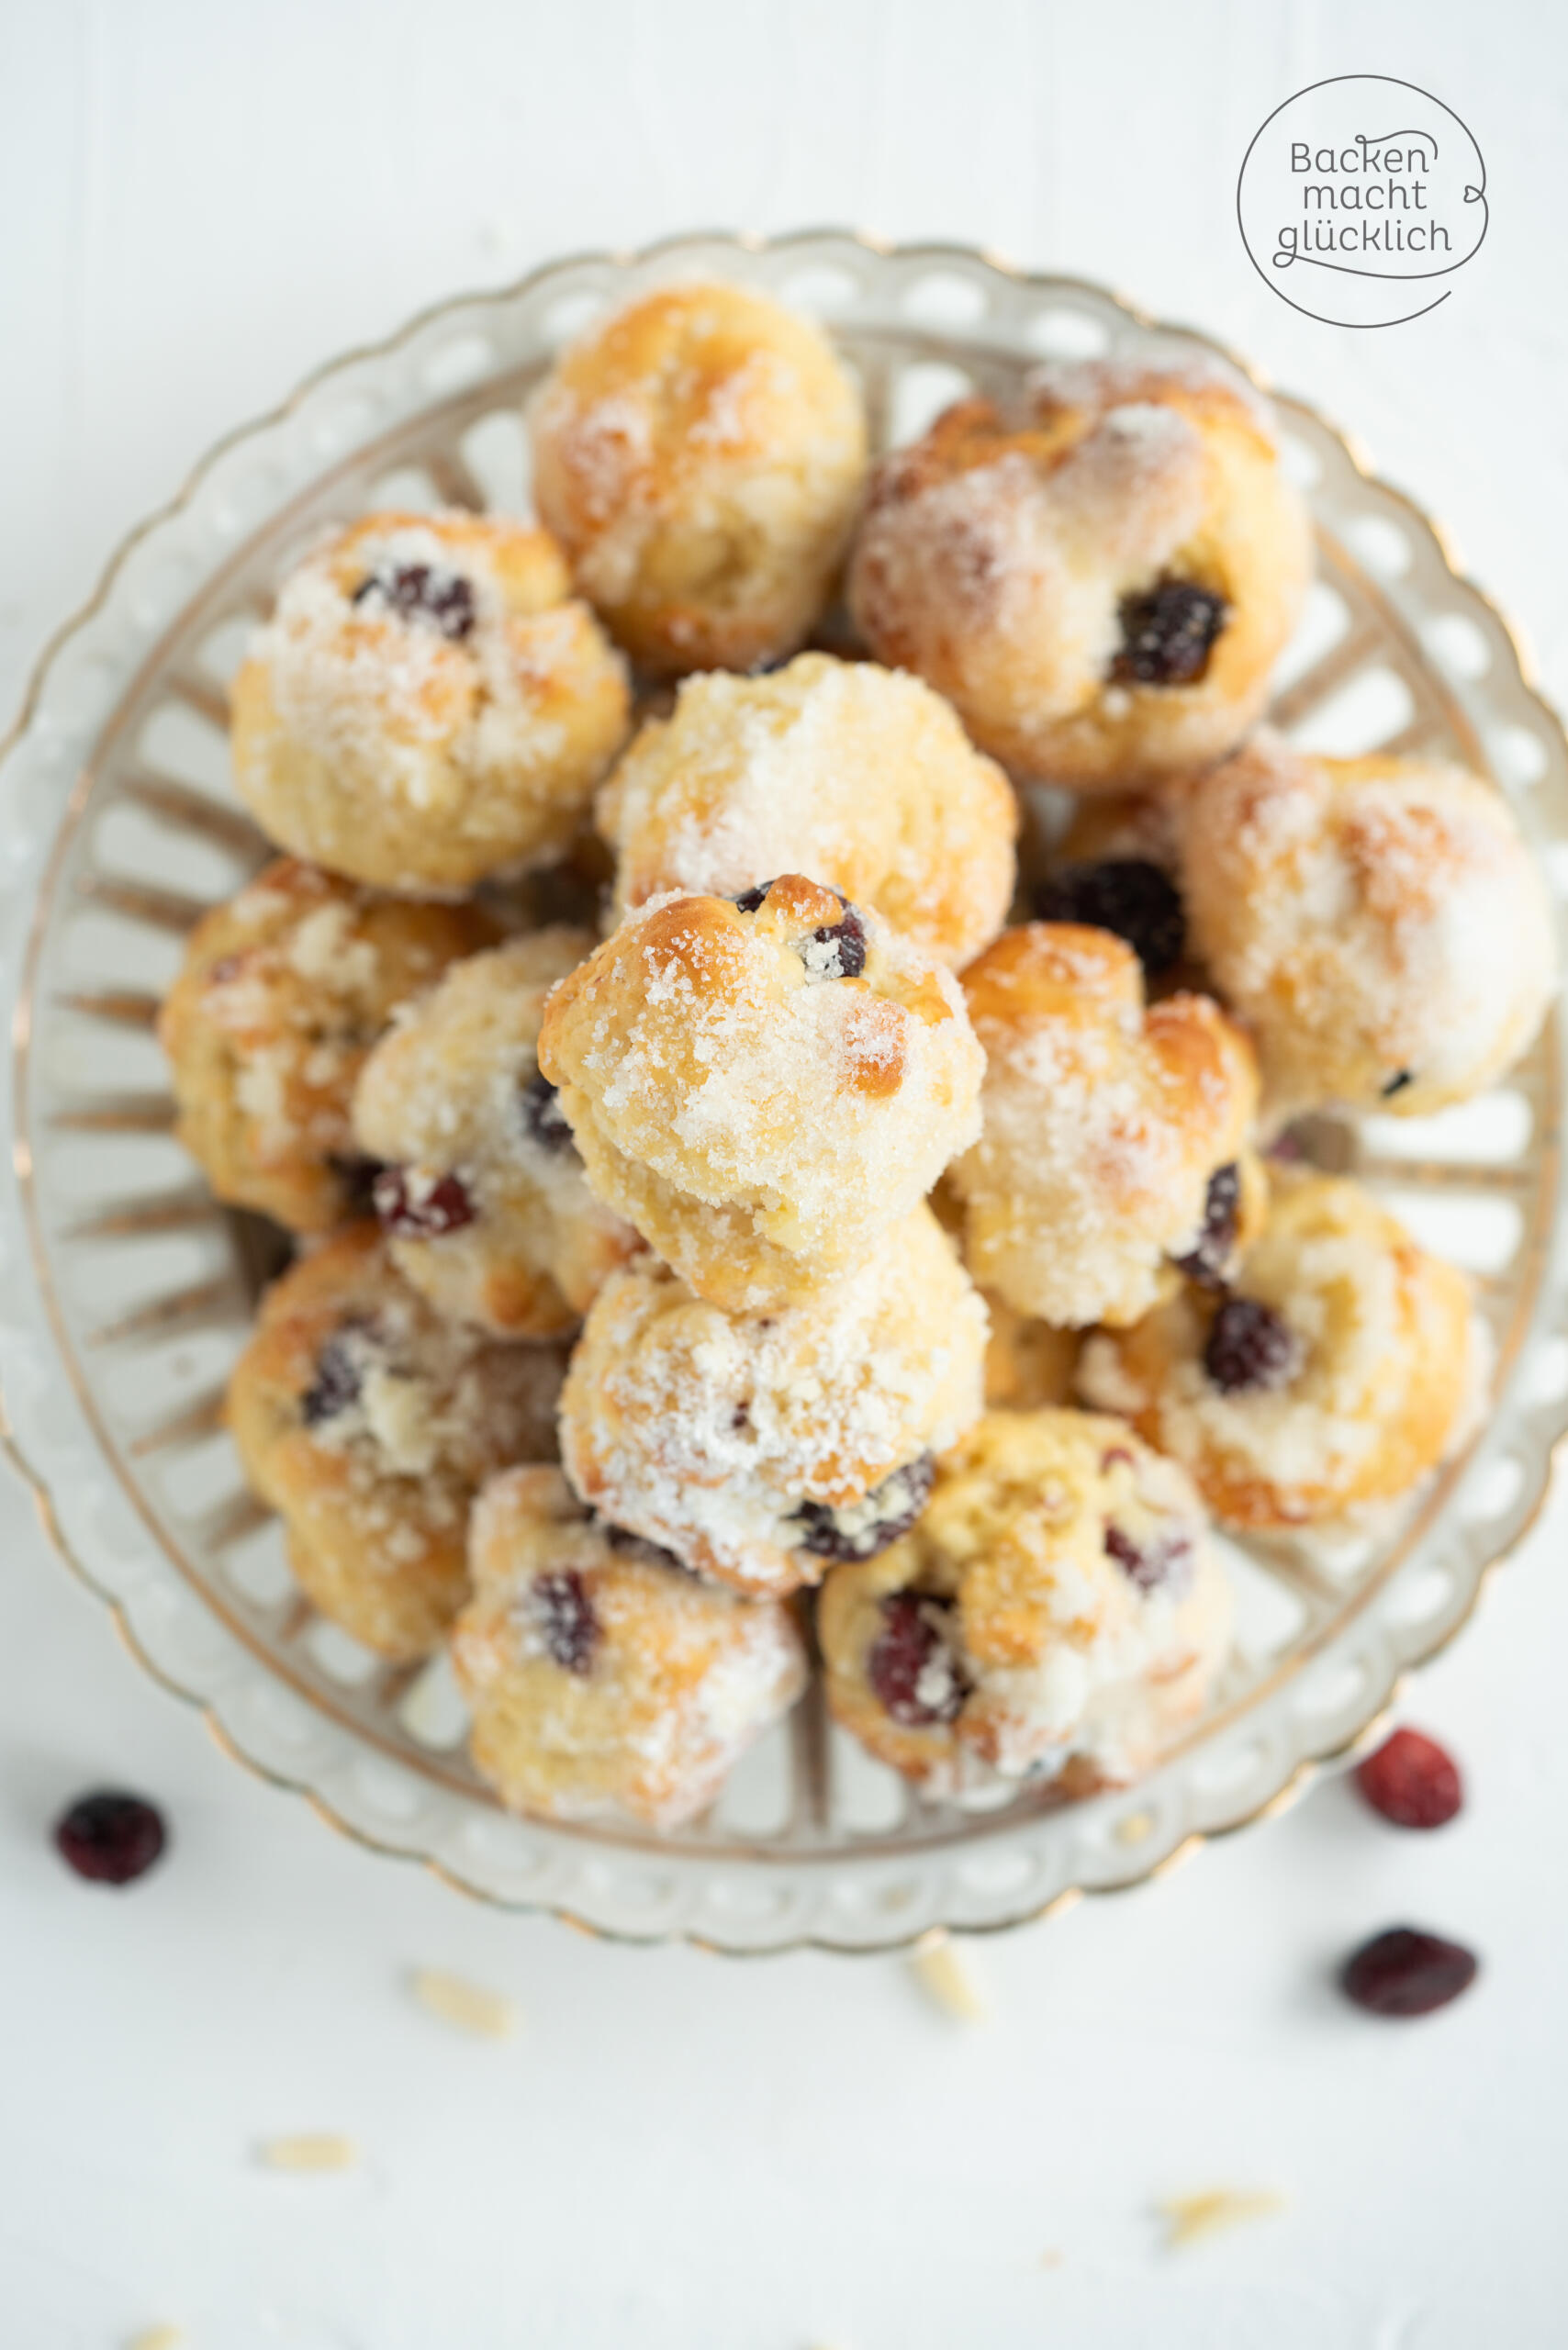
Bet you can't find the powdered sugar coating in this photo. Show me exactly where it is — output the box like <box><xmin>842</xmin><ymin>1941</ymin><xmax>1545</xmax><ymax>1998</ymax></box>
<box><xmin>948</xmin><ymin>923</ymin><xmax>1259</xmax><ymax>1328</ymax></box>
<box><xmin>538</xmin><ymin>876</ymin><xmax>985</xmax><ymax>1310</ymax></box>
<box><xmin>1078</xmin><ymin>1169</ymin><xmax>1476</xmax><ymax>1528</ymax></box>
<box><xmin>1181</xmin><ymin>734</ymin><xmax>1558</xmax><ymax>1120</ymax></box>
<box><xmin>599</xmin><ymin>653</ymin><xmax>1018</xmax><ymax>968</ymax></box>
<box><xmin>529</xmin><ymin>280</ymin><xmax>867</xmax><ymax>674</ymax></box>
<box><xmin>847</xmin><ymin>359</ymin><xmax>1310</xmax><ymax>789</ymax></box>
<box><xmin>452</xmin><ymin>1466</ymin><xmax>806</xmax><ymax>1826</ymax></box>
<box><xmin>1026</xmin><ymin>347</ymin><xmax>1282</xmax><ymax>450</ymax></box>
<box><xmin>819</xmin><ymin>1408</ymin><xmax>1233</xmax><ymax>1794</ymax></box>
<box><xmin>228</xmin><ymin>1224</ymin><xmax>566</xmax><ymax>1658</ymax></box>
<box><xmin>231</xmin><ymin>510</ymin><xmax>630</xmax><ymax>894</ymax></box>
<box><xmin>158</xmin><ymin>858</ymin><xmax>494</xmax><ymax>1231</ymax></box>
<box><xmin>352</xmin><ymin>927</ymin><xmax>641</xmax><ymax>1337</ymax></box>
<box><xmin>559</xmin><ymin>1207</ymin><xmax>988</xmax><ymax>1595</ymax></box>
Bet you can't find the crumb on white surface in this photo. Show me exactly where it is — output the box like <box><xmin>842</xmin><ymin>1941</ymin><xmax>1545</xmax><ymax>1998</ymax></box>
<box><xmin>1038</xmin><ymin>2248</ymin><xmax>1065</xmax><ymax>2270</ymax></box>
<box><xmin>410</xmin><ymin>1966</ymin><xmax>520</xmax><ymax>2040</ymax></box>
<box><xmin>254</xmin><ymin>2132</ymin><xmax>359</xmax><ymax>2173</ymax></box>
<box><xmin>126</xmin><ymin>2329</ymin><xmax>185</xmax><ymax>2350</ymax></box>
<box><xmin>909</xmin><ymin>1927</ymin><xmax>990</xmax><ymax>2021</ymax></box>
<box><xmin>1159</xmin><ymin>2187</ymin><xmax>1286</xmax><ymax>2248</ymax></box>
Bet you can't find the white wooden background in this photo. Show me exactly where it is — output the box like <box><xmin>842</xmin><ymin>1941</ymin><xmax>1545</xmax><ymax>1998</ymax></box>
<box><xmin>4</xmin><ymin>4</ymin><xmax>1567</xmax><ymax>2344</ymax></box>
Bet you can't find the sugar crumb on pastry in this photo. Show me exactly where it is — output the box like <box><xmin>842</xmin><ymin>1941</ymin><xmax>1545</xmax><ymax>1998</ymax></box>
<box><xmin>558</xmin><ymin>1207</ymin><xmax>986</xmax><ymax>1595</ymax></box>
<box><xmin>539</xmin><ymin>877</ymin><xmax>983</xmax><ymax>1310</ymax></box>
<box><xmin>531</xmin><ymin>279</ymin><xmax>867</xmax><ymax>675</ymax></box>
<box><xmin>600</xmin><ymin>652</ymin><xmax>1017</xmax><ymax>969</ymax></box>
<box><xmin>232</xmin><ymin>510</ymin><xmax>630</xmax><ymax>894</ymax></box>
<box><xmin>849</xmin><ymin>352</ymin><xmax>1309</xmax><ymax>788</ymax></box>
<box><xmin>452</xmin><ymin>1466</ymin><xmax>806</xmax><ymax>1825</ymax></box>
<box><xmin>1181</xmin><ymin>733</ymin><xmax>1556</xmax><ymax>1120</ymax></box>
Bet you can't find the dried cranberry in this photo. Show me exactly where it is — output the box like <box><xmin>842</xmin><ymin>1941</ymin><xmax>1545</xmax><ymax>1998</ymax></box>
<box><xmin>1104</xmin><ymin>1523</ymin><xmax>1194</xmax><ymax>1596</ymax></box>
<box><xmin>55</xmin><ymin>1791</ymin><xmax>167</xmax><ymax>1886</ymax></box>
<box><xmin>301</xmin><ymin>1332</ymin><xmax>364</xmax><ymax>1427</ymax></box>
<box><xmin>868</xmin><ymin>1592</ymin><xmax>969</xmax><ymax>1727</ymax></box>
<box><xmin>791</xmin><ymin>1454</ymin><xmax>935</xmax><ymax>1563</ymax></box>
<box><xmin>1173</xmin><ymin>1162</ymin><xmax>1241</xmax><ymax>1288</ymax></box>
<box><xmin>1340</xmin><ymin>1926</ymin><xmax>1478</xmax><ymax>2018</ymax></box>
<box><xmin>1203</xmin><ymin>1297</ymin><xmax>1302</xmax><ymax>1395</ymax></box>
<box><xmin>1113</xmin><ymin>581</ymin><xmax>1227</xmax><ymax>686</ymax></box>
<box><xmin>373</xmin><ymin>1165</ymin><xmax>476</xmax><ymax>1237</ymax></box>
<box><xmin>519</xmin><ymin>1070</ymin><xmax>574</xmax><ymax>1155</ymax></box>
<box><xmin>732</xmin><ymin>881</ymin><xmax>778</xmax><ymax>912</ymax></box>
<box><xmin>1354</xmin><ymin>1728</ymin><xmax>1463</xmax><ymax>1830</ymax></box>
<box><xmin>1382</xmin><ymin>1069</ymin><xmax>1415</xmax><ymax>1099</ymax></box>
<box><xmin>1034</xmin><ymin>859</ymin><xmax>1186</xmax><ymax>977</ymax></box>
<box><xmin>533</xmin><ymin>1570</ymin><xmax>599</xmax><ymax>1674</ymax></box>
<box><xmin>810</xmin><ymin>903</ymin><xmax>868</xmax><ymax>979</ymax></box>
<box><xmin>353</xmin><ymin>561</ymin><xmax>475</xmax><ymax>641</ymax></box>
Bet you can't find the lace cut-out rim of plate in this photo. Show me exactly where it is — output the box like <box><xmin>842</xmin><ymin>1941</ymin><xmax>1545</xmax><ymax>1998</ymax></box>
<box><xmin>3</xmin><ymin>229</ymin><xmax>1567</xmax><ymax>1952</ymax></box>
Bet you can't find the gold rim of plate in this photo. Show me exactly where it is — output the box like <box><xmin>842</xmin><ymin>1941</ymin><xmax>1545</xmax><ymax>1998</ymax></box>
<box><xmin>4</xmin><ymin>229</ymin><xmax>1567</xmax><ymax>1953</ymax></box>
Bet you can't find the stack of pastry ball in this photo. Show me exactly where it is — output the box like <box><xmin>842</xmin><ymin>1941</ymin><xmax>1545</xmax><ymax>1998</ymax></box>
<box><xmin>160</xmin><ymin>274</ymin><xmax>1557</xmax><ymax>1831</ymax></box>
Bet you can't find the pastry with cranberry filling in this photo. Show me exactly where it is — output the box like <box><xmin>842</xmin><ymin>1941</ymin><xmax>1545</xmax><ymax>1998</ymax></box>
<box><xmin>228</xmin><ymin>1225</ymin><xmax>563</xmax><ymax>1658</ymax></box>
<box><xmin>158</xmin><ymin>859</ymin><xmax>494</xmax><ymax>1232</ymax></box>
<box><xmin>231</xmin><ymin>511</ymin><xmax>630</xmax><ymax>893</ymax></box>
<box><xmin>947</xmin><ymin>923</ymin><xmax>1261</xmax><ymax>1328</ymax></box>
<box><xmin>451</xmin><ymin>1467</ymin><xmax>806</xmax><ymax>1827</ymax></box>
<box><xmin>1180</xmin><ymin>734</ymin><xmax>1556</xmax><ymax>1120</ymax></box>
<box><xmin>538</xmin><ymin>875</ymin><xmax>983</xmax><ymax>1311</ymax></box>
<box><xmin>558</xmin><ymin>1206</ymin><xmax>986</xmax><ymax>1596</ymax></box>
<box><xmin>1078</xmin><ymin>1169</ymin><xmax>1477</xmax><ymax>1528</ymax></box>
<box><xmin>848</xmin><ymin>352</ymin><xmax>1310</xmax><ymax>789</ymax></box>
<box><xmin>819</xmin><ymin>1409</ymin><xmax>1232</xmax><ymax>1795</ymax></box>
<box><xmin>599</xmin><ymin>653</ymin><xmax>1016</xmax><ymax>969</ymax></box>
<box><xmin>352</xmin><ymin>926</ymin><xmax>640</xmax><ymax>1337</ymax></box>
<box><xmin>529</xmin><ymin>279</ymin><xmax>867</xmax><ymax>674</ymax></box>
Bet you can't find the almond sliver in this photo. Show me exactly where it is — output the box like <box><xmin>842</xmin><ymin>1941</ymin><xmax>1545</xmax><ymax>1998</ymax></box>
<box><xmin>410</xmin><ymin>1966</ymin><xmax>519</xmax><ymax>2039</ymax></box>
<box><xmin>255</xmin><ymin>2132</ymin><xmax>359</xmax><ymax>2173</ymax></box>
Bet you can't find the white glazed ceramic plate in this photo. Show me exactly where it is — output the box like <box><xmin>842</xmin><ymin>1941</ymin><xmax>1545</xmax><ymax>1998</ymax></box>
<box><xmin>5</xmin><ymin>230</ymin><xmax>1567</xmax><ymax>1953</ymax></box>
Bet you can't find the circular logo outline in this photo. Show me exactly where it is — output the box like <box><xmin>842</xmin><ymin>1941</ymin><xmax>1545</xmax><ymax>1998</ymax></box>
<box><xmin>1237</xmin><ymin>74</ymin><xmax>1487</xmax><ymax>330</ymax></box>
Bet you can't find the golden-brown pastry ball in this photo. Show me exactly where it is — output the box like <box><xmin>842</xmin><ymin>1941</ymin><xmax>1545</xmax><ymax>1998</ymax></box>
<box><xmin>599</xmin><ymin>654</ymin><xmax>1017</xmax><ymax>968</ymax></box>
<box><xmin>227</xmin><ymin>1225</ymin><xmax>564</xmax><ymax>1659</ymax></box>
<box><xmin>451</xmin><ymin>1467</ymin><xmax>806</xmax><ymax>1828</ymax></box>
<box><xmin>158</xmin><ymin>858</ymin><xmax>494</xmax><ymax>1232</ymax></box>
<box><xmin>558</xmin><ymin>1207</ymin><xmax>987</xmax><ymax>1596</ymax></box>
<box><xmin>819</xmin><ymin>1409</ymin><xmax>1232</xmax><ymax>1795</ymax></box>
<box><xmin>537</xmin><ymin>876</ymin><xmax>983</xmax><ymax>1311</ymax></box>
<box><xmin>848</xmin><ymin>355</ymin><xmax>1311</xmax><ymax>788</ymax></box>
<box><xmin>1079</xmin><ymin>1169</ymin><xmax>1477</xmax><ymax>1528</ymax></box>
<box><xmin>529</xmin><ymin>280</ymin><xmax>868</xmax><ymax>673</ymax></box>
<box><xmin>1180</xmin><ymin>734</ymin><xmax>1557</xmax><ymax>1119</ymax></box>
<box><xmin>947</xmin><ymin>923</ymin><xmax>1260</xmax><ymax>1328</ymax></box>
<box><xmin>231</xmin><ymin>510</ymin><xmax>630</xmax><ymax>894</ymax></box>
<box><xmin>351</xmin><ymin>928</ymin><xmax>640</xmax><ymax>1337</ymax></box>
